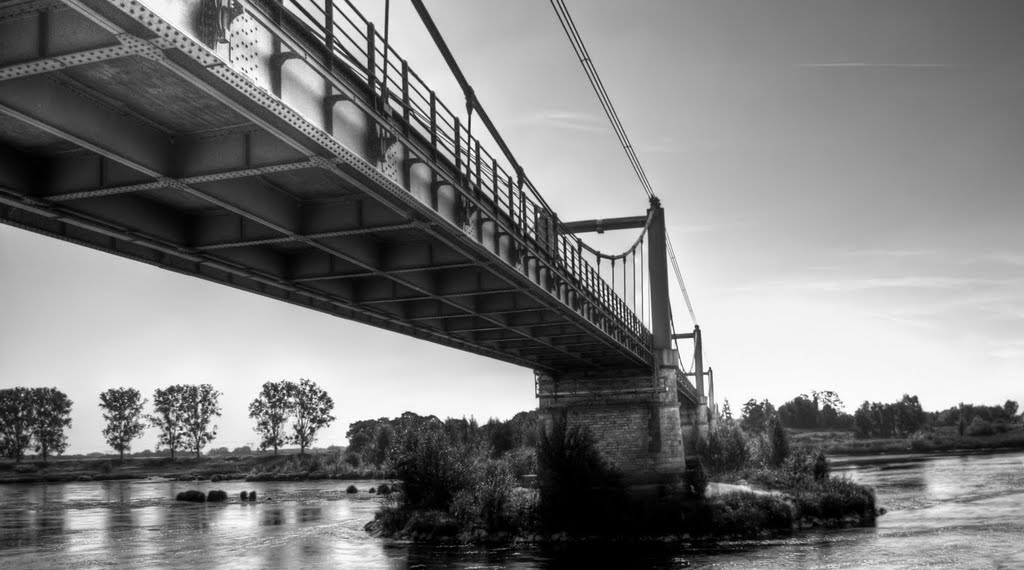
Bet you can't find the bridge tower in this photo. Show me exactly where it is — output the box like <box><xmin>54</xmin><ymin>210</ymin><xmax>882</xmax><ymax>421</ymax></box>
<box><xmin>537</xmin><ymin>198</ymin><xmax>707</xmax><ymax>482</ymax></box>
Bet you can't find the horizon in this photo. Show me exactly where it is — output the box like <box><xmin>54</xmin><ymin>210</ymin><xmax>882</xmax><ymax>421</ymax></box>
<box><xmin>3</xmin><ymin>0</ymin><xmax>1023</xmax><ymax>455</ymax></box>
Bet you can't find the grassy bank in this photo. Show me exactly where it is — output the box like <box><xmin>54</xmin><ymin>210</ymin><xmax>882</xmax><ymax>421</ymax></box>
<box><xmin>0</xmin><ymin>452</ymin><xmax>387</xmax><ymax>484</ymax></box>
<box><xmin>789</xmin><ymin>425</ymin><xmax>1024</xmax><ymax>456</ymax></box>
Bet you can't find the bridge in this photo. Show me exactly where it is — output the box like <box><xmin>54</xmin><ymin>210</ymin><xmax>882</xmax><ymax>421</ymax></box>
<box><xmin>0</xmin><ymin>0</ymin><xmax>715</xmax><ymax>478</ymax></box>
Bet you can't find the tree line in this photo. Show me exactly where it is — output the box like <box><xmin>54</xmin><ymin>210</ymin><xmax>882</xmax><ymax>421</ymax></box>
<box><xmin>735</xmin><ymin>390</ymin><xmax>1021</xmax><ymax>440</ymax></box>
<box><xmin>0</xmin><ymin>378</ymin><xmax>336</xmax><ymax>462</ymax></box>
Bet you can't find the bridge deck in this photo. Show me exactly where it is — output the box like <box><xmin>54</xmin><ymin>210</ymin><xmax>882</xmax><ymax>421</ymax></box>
<box><xmin>0</xmin><ymin>0</ymin><xmax>653</xmax><ymax>373</ymax></box>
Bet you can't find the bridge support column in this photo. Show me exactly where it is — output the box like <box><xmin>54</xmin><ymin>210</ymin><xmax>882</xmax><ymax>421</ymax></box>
<box><xmin>537</xmin><ymin>367</ymin><xmax>686</xmax><ymax>482</ymax></box>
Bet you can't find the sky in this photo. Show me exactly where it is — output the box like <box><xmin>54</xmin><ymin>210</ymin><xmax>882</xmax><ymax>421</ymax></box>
<box><xmin>2</xmin><ymin>0</ymin><xmax>1023</xmax><ymax>454</ymax></box>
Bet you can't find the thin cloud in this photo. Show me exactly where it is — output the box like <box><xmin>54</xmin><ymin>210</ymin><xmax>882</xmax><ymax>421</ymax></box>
<box><xmin>512</xmin><ymin>110</ymin><xmax>609</xmax><ymax>134</ymax></box>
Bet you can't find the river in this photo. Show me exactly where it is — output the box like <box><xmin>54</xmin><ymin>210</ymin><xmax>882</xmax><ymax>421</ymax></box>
<box><xmin>1</xmin><ymin>450</ymin><xmax>1022</xmax><ymax>568</ymax></box>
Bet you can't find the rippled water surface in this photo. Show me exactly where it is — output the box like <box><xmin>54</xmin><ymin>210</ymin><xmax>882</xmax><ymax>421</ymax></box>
<box><xmin>1</xmin><ymin>450</ymin><xmax>1022</xmax><ymax>568</ymax></box>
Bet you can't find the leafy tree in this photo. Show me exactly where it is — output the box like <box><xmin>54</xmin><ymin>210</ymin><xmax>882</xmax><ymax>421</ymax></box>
<box><xmin>31</xmin><ymin>387</ymin><xmax>72</xmax><ymax>462</ymax></box>
<box><xmin>180</xmin><ymin>384</ymin><xmax>222</xmax><ymax>458</ymax></box>
<box><xmin>290</xmin><ymin>378</ymin><xmax>335</xmax><ymax>455</ymax></box>
<box><xmin>248</xmin><ymin>380</ymin><xmax>295</xmax><ymax>455</ymax></box>
<box><xmin>0</xmin><ymin>388</ymin><xmax>35</xmax><ymax>463</ymax></box>
<box><xmin>149</xmin><ymin>386</ymin><xmax>185</xmax><ymax>460</ymax></box>
<box><xmin>99</xmin><ymin>387</ymin><xmax>147</xmax><ymax>461</ymax></box>
<box><xmin>740</xmin><ymin>398</ymin><xmax>776</xmax><ymax>433</ymax></box>
<box><xmin>1003</xmin><ymin>400</ymin><xmax>1019</xmax><ymax>421</ymax></box>
<box><xmin>853</xmin><ymin>401</ymin><xmax>874</xmax><ymax>438</ymax></box>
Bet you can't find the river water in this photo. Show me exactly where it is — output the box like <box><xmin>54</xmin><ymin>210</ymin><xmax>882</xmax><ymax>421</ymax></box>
<box><xmin>1</xmin><ymin>451</ymin><xmax>1022</xmax><ymax>568</ymax></box>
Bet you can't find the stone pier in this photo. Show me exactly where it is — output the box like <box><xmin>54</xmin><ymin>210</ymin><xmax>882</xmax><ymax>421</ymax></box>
<box><xmin>536</xmin><ymin>360</ymin><xmax>691</xmax><ymax>481</ymax></box>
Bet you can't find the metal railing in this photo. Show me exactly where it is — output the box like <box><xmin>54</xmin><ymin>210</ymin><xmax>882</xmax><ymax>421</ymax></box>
<box><xmin>258</xmin><ymin>0</ymin><xmax>653</xmax><ymax>362</ymax></box>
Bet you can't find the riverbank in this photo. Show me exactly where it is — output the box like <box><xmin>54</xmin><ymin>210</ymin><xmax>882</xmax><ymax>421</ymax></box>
<box><xmin>0</xmin><ymin>453</ymin><xmax>387</xmax><ymax>484</ymax></box>
<box><xmin>789</xmin><ymin>425</ymin><xmax>1024</xmax><ymax>456</ymax></box>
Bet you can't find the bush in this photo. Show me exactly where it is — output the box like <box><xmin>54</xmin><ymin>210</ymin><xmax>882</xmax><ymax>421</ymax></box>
<box><xmin>207</xmin><ymin>490</ymin><xmax>228</xmax><ymax>502</ymax></box>
<box><xmin>701</xmin><ymin>422</ymin><xmax>748</xmax><ymax>474</ymax></box>
<box><xmin>377</xmin><ymin>484</ymin><xmax>391</xmax><ymax>495</ymax></box>
<box><xmin>768</xmin><ymin>418</ymin><xmax>790</xmax><ymax>467</ymax></box>
<box><xmin>176</xmin><ymin>490</ymin><xmax>206</xmax><ymax>503</ymax></box>
<box><xmin>476</xmin><ymin>460</ymin><xmax>516</xmax><ymax>530</ymax></box>
<box><xmin>505</xmin><ymin>446</ymin><xmax>537</xmax><ymax>478</ymax></box>
<box><xmin>966</xmin><ymin>417</ymin><xmax>995</xmax><ymax>436</ymax></box>
<box><xmin>536</xmin><ymin>417</ymin><xmax>625</xmax><ymax>534</ymax></box>
<box><xmin>346</xmin><ymin>485</ymin><xmax>358</xmax><ymax>494</ymax></box>
<box><xmin>240</xmin><ymin>491</ymin><xmax>249</xmax><ymax>501</ymax></box>
<box><xmin>369</xmin><ymin>487</ymin><xmax>376</xmax><ymax>494</ymax></box>
<box><xmin>387</xmin><ymin>427</ymin><xmax>484</xmax><ymax>511</ymax></box>
<box><xmin>687</xmin><ymin>457</ymin><xmax>709</xmax><ymax>498</ymax></box>
<box><xmin>249</xmin><ymin>490</ymin><xmax>257</xmax><ymax>501</ymax></box>
<box><xmin>707</xmin><ymin>492</ymin><xmax>795</xmax><ymax>536</ymax></box>
<box><xmin>813</xmin><ymin>452</ymin><xmax>829</xmax><ymax>481</ymax></box>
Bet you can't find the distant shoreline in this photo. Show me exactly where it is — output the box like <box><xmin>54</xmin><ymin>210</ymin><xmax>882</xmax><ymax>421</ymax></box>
<box><xmin>790</xmin><ymin>425</ymin><xmax>1024</xmax><ymax>458</ymax></box>
<box><xmin>0</xmin><ymin>453</ymin><xmax>388</xmax><ymax>485</ymax></box>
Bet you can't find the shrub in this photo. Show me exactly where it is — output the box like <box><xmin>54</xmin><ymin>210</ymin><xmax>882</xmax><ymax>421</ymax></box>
<box><xmin>505</xmin><ymin>446</ymin><xmax>537</xmax><ymax>478</ymax></box>
<box><xmin>13</xmin><ymin>464</ymin><xmax>38</xmax><ymax>474</ymax></box>
<box><xmin>701</xmin><ymin>422</ymin><xmax>748</xmax><ymax>474</ymax></box>
<box><xmin>966</xmin><ymin>417</ymin><xmax>995</xmax><ymax>436</ymax></box>
<box><xmin>813</xmin><ymin>452</ymin><xmax>829</xmax><ymax>481</ymax></box>
<box><xmin>249</xmin><ymin>490</ymin><xmax>257</xmax><ymax>501</ymax></box>
<box><xmin>476</xmin><ymin>459</ymin><xmax>516</xmax><ymax>531</ymax></box>
<box><xmin>346</xmin><ymin>485</ymin><xmax>358</xmax><ymax>494</ymax></box>
<box><xmin>536</xmin><ymin>417</ymin><xmax>625</xmax><ymax>534</ymax></box>
<box><xmin>377</xmin><ymin>483</ymin><xmax>391</xmax><ymax>495</ymax></box>
<box><xmin>207</xmin><ymin>490</ymin><xmax>228</xmax><ymax>502</ymax></box>
<box><xmin>240</xmin><ymin>491</ymin><xmax>249</xmax><ymax>501</ymax></box>
<box><xmin>369</xmin><ymin>487</ymin><xmax>376</xmax><ymax>494</ymax></box>
<box><xmin>768</xmin><ymin>418</ymin><xmax>790</xmax><ymax>467</ymax></box>
<box><xmin>708</xmin><ymin>492</ymin><xmax>795</xmax><ymax>536</ymax></box>
<box><xmin>175</xmin><ymin>490</ymin><xmax>206</xmax><ymax>503</ymax></box>
<box><xmin>387</xmin><ymin>427</ymin><xmax>484</xmax><ymax>511</ymax></box>
<box><xmin>687</xmin><ymin>457</ymin><xmax>709</xmax><ymax>498</ymax></box>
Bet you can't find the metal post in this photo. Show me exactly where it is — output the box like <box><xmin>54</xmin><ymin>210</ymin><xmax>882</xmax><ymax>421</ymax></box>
<box><xmin>708</xmin><ymin>367</ymin><xmax>715</xmax><ymax>418</ymax></box>
<box><xmin>694</xmin><ymin>325</ymin><xmax>704</xmax><ymax>399</ymax></box>
<box><xmin>647</xmin><ymin>198</ymin><xmax>671</xmax><ymax>360</ymax></box>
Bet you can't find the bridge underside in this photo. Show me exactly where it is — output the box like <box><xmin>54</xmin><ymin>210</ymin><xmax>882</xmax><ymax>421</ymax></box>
<box><xmin>0</xmin><ymin>0</ymin><xmax>652</xmax><ymax>374</ymax></box>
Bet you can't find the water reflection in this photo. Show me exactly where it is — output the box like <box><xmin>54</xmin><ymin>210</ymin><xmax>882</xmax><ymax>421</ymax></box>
<box><xmin>1</xmin><ymin>460</ymin><xmax>1022</xmax><ymax>569</ymax></box>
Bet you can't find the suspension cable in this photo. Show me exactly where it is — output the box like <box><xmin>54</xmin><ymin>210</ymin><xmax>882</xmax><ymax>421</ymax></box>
<box><xmin>549</xmin><ymin>0</ymin><xmax>655</xmax><ymax>199</ymax></box>
<box><xmin>666</xmin><ymin>235</ymin><xmax>697</xmax><ymax>325</ymax></box>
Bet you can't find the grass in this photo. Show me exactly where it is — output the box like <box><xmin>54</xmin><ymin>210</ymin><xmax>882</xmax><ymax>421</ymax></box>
<box><xmin>789</xmin><ymin>424</ymin><xmax>1024</xmax><ymax>456</ymax></box>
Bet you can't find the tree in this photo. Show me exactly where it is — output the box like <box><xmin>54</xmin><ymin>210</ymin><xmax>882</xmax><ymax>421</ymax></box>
<box><xmin>150</xmin><ymin>386</ymin><xmax>185</xmax><ymax>460</ymax></box>
<box><xmin>290</xmin><ymin>378</ymin><xmax>335</xmax><ymax>454</ymax></box>
<box><xmin>180</xmin><ymin>384</ymin><xmax>222</xmax><ymax>458</ymax></box>
<box><xmin>248</xmin><ymin>380</ymin><xmax>295</xmax><ymax>455</ymax></box>
<box><xmin>0</xmin><ymin>388</ymin><xmax>35</xmax><ymax>463</ymax></box>
<box><xmin>741</xmin><ymin>398</ymin><xmax>776</xmax><ymax>433</ymax></box>
<box><xmin>31</xmin><ymin>387</ymin><xmax>73</xmax><ymax>462</ymax></box>
<box><xmin>1003</xmin><ymin>400</ymin><xmax>1019</xmax><ymax>421</ymax></box>
<box><xmin>99</xmin><ymin>387</ymin><xmax>147</xmax><ymax>461</ymax></box>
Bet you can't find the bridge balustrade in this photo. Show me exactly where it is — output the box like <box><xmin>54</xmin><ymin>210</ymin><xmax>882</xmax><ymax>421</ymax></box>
<box><xmin>249</xmin><ymin>0</ymin><xmax>653</xmax><ymax>363</ymax></box>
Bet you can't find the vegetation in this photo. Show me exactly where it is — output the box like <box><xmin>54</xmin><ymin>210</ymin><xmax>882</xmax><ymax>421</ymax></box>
<box><xmin>30</xmin><ymin>388</ymin><xmax>73</xmax><ymax>462</ymax></box>
<box><xmin>149</xmin><ymin>386</ymin><xmax>185</xmax><ymax>460</ymax></box>
<box><xmin>148</xmin><ymin>384</ymin><xmax>222</xmax><ymax>459</ymax></box>
<box><xmin>248</xmin><ymin>381</ymin><xmax>294</xmax><ymax>455</ymax></box>
<box><xmin>290</xmin><ymin>379</ymin><xmax>335</xmax><ymax>455</ymax></box>
<box><xmin>0</xmin><ymin>387</ymin><xmax>73</xmax><ymax>463</ymax></box>
<box><xmin>99</xmin><ymin>388</ymin><xmax>147</xmax><ymax>461</ymax></box>
<box><xmin>179</xmin><ymin>384</ymin><xmax>222</xmax><ymax>459</ymax></box>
